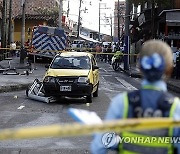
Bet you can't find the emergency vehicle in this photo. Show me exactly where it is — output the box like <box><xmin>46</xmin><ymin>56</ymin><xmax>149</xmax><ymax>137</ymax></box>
<box><xmin>28</xmin><ymin>25</ymin><xmax>67</xmax><ymax>61</ymax></box>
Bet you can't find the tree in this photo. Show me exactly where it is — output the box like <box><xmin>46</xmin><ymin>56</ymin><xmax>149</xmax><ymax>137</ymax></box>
<box><xmin>33</xmin><ymin>6</ymin><xmax>59</xmax><ymax>26</ymax></box>
<box><xmin>34</xmin><ymin>5</ymin><xmax>67</xmax><ymax>27</ymax></box>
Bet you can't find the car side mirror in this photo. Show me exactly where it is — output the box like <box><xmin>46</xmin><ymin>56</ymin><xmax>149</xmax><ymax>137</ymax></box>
<box><xmin>92</xmin><ymin>65</ymin><xmax>99</xmax><ymax>70</ymax></box>
<box><xmin>45</xmin><ymin>64</ymin><xmax>50</xmax><ymax>68</ymax></box>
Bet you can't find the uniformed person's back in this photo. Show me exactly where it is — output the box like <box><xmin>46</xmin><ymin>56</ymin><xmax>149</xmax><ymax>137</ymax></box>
<box><xmin>91</xmin><ymin>40</ymin><xmax>180</xmax><ymax>154</ymax></box>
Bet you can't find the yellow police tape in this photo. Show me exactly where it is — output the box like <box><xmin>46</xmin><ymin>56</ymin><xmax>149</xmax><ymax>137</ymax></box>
<box><xmin>27</xmin><ymin>48</ymin><xmax>139</xmax><ymax>56</ymax></box>
<box><xmin>0</xmin><ymin>118</ymin><xmax>180</xmax><ymax>141</ymax></box>
<box><xmin>0</xmin><ymin>47</ymin><xmax>138</xmax><ymax>56</ymax></box>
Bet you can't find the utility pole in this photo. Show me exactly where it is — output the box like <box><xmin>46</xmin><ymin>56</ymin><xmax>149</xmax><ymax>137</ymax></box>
<box><xmin>110</xmin><ymin>14</ymin><xmax>113</xmax><ymax>42</ymax></box>
<box><xmin>67</xmin><ymin>0</ymin><xmax>70</xmax><ymax>17</ymax></box>
<box><xmin>59</xmin><ymin>0</ymin><xmax>63</xmax><ymax>28</ymax></box>
<box><xmin>98</xmin><ymin>0</ymin><xmax>102</xmax><ymax>41</ymax></box>
<box><xmin>8</xmin><ymin>0</ymin><xmax>13</xmax><ymax>45</ymax></box>
<box><xmin>77</xmin><ymin>0</ymin><xmax>82</xmax><ymax>39</ymax></box>
<box><xmin>117</xmin><ymin>0</ymin><xmax>120</xmax><ymax>45</ymax></box>
<box><xmin>151</xmin><ymin>0</ymin><xmax>155</xmax><ymax>38</ymax></box>
<box><xmin>1</xmin><ymin>0</ymin><xmax>7</xmax><ymax>51</ymax></box>
<box><xmin>124</xmin><ymin>0</ymin><xmax>130</xmax><ymax>70</ymax></box>
<box><xmin>20</xmin><ymin>0</ymin><xmax>26</xmax><ymax>64</ymax></box>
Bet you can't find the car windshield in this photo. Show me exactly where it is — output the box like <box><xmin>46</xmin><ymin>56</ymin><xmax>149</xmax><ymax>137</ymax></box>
<box><xmin>51</xmin><ymin>56</ymin><xmax>91</xmax><ymax>69</ymax></box>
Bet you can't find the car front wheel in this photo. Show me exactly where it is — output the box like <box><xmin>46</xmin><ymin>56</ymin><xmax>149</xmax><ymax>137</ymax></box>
<box><xmin>86</xmin><ymin>94</ymin><xmax>92</xmax><ymax>103</ymax></box>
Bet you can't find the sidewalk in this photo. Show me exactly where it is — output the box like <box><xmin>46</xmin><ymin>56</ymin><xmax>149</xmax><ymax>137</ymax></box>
<box><xmin>0</xmin><ymin>57</ymin><xmax>179</xmax><ymax>94</ymax></box>
<box><xmin>120</xmin><ymin>64</ymin><xmax>180</xmax><ymax>94</ymax></box>
<box><xmin>0</xmin><ymin>57</ymin><xmax>46</xmax><ymax>93</ymax></box>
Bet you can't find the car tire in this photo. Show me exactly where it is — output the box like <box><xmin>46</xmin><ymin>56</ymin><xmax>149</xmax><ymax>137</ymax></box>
<box><xmin>112</xmin><ymin>62</ymin><xmax>119</xmax><ymax>71</ymax></box>
<box><xmin>86</xmin><ymin>94</ymin><xmax>92</xmax><ymax>103</ymax></box>
<box><xmin>93</xmin><ymin>85</ymin><xmax>99</xmax><ymax>97</ymax></box>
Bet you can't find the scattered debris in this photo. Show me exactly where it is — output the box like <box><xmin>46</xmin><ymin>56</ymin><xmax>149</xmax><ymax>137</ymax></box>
<box><xmin>17</xmin><ymin>105</ymin><xmax>25</xmax><ymax>110</ymax></box>
<box><xmin>26</xmin><ymin>79</ymin><xmax>56</xmax><ymax>103</ymax></box>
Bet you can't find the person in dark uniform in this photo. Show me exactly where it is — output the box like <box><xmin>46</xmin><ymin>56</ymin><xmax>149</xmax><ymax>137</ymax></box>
<box><xmin>107</xmin><ymin>44</ymin><xmax>112</xmax><ymax>64</ymax></box>
<box><xmin>175</xmin><ymin>47</ymin><xmax>180</xmax><ymax>79</ymax></box>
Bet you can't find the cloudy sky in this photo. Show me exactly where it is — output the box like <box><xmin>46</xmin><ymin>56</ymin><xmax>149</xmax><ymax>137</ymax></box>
<box><xmin>63</xmin><ymin>0</ymin><xmax>118</xmax><ymax>35</ymax></box>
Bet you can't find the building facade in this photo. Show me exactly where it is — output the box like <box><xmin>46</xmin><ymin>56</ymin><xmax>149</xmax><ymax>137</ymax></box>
<box><xmin>131</xmin><ymin>0</ymin><xmax>180</xmax><ymax>49</ymax></box>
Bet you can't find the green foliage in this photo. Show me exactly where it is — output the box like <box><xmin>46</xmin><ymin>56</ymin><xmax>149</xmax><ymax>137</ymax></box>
<box><xmin>34</xmin><ymin>6</ymin><xmax>59</xmax><ymax>16</ymax></box>
<box><xmin>33</xmin><ymin>7</ymin><xmax>59</xmax><ymax>26</ymax></box>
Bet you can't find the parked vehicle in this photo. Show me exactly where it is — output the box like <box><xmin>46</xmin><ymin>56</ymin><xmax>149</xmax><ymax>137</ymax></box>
<box><xmin>28</xmin><ymin>25</ymin><xmax>67</xmax><ymax>62</ymax></box>
<box><xmin>71</xmin><ymin>40</ymin><xmax>85</xmax><ymax>49</ymax></box>
<box><xmin>43</xmin><ymin>52</ymin><xmax>99</xmax><ymax>103</ymax></box>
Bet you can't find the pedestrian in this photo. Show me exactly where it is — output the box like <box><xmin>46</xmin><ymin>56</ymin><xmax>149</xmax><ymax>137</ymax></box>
<box><xmin>107</xmin><ymin>44</ymin><xmax>112</xmax><ymax>64</ymax></box>
<box><xmin>102</xmin><ymin>45</ymin><xmax>108</xmax><ymax>62</ymax></box>
<box><xmin>112</xmin><ymin>43</ymin><xmax>116</xmax><ymax>53</ymax></box>
<box><xmin>95</xmin><ymin>43</ymin><xmax>102</xmax><ymax>61</ymax></box>
<box><xmin>90</xmin><ymin>40</ymin><xmax>180</xmax><ymax>154</ymax></box>
<box><xmin>172</xmin><ymin>49</ymin><xmax>177</xmax><ymax>78</ymax></box>
<box><xmin>10</xmin><ymin>42</ymin><xmax>16</xmax><ymax>57</ymax></box>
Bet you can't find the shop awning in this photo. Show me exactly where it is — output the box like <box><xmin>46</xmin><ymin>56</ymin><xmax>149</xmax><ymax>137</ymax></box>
<box><xmin>159</xmin><ymin>9</ymin><xmax>180</xmax><ymax>23</ymax></box>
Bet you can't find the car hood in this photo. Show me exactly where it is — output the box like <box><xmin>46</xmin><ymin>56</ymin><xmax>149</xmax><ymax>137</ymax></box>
<box><xmin>45</xmin><ymin>69</ymin><xmax>90</xmax><ymax>77</ymax></box>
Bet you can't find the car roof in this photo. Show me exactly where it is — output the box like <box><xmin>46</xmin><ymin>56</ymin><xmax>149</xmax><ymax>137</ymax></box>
<box><xmin>59</xmin><ymin>51</ymin><xmax>93</xmax><ymax>57</ymax></box>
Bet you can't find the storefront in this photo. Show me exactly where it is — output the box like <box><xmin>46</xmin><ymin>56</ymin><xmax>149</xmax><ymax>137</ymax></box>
<box><xmin>158</xmin><ymin>9</ymin><xmax>180</xmax><ymax>48</ymax></box>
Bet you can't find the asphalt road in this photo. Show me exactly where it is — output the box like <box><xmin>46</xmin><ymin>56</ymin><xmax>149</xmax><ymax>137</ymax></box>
<box><xmin>0</xmin><ymin>61</ymin><xmax>179</xmax><ymax>154</ymax></box>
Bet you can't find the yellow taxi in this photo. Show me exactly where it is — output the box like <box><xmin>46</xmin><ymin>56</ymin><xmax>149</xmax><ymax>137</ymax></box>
<box><xmin>43</xmin><ymin>52</ymin><xmax>99</xmax><ymax>103</ymax></box>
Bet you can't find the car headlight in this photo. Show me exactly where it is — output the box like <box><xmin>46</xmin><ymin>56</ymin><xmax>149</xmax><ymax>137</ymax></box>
<box><xmin>78</xmin><ymin>77</ymin><xmax>89</xmax><ymax>83</ymax></box>
<box><xmin>43</xmin><ymin>76</ymin><xmax>56</xmax><ymax>83</ymax></box>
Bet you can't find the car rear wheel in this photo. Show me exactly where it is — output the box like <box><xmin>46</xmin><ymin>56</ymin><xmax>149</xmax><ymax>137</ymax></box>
<box><xmin>86</xmin><ymin>94</ymin><xmax>92</xmax><ymax>103</ymax></box>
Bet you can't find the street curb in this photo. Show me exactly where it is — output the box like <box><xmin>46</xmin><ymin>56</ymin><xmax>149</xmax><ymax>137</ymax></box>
<box><xmin>0</xmin><ymin>83</ymin><xmax>31</xmax><ymax>93</ymax></box>
<box><xmin>167</xmin><ymin>83</ymin><xmax>180</xmax><ymax>94</ymax></box>
<box><xmin>120</xmin><ymin>66</ymin><xmax>180</xmax><ymax>94</ymax></box>
<box><xmin>120</xmin><ymin>67</ymin><xmax>142</xmax><ymax>78</ymax></box>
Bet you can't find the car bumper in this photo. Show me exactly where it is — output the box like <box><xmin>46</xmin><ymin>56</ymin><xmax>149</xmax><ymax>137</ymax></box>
<box><xmin>43</xmin><ymin>82</ymin><xmax>93</xmax><ymax>97</ymax></box>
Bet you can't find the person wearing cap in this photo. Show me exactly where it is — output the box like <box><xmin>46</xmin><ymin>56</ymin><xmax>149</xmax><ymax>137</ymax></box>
<box><xmin>90</xmin><ymin>40</ymin><xmax>180</xmax><ymax>154</ymax></box>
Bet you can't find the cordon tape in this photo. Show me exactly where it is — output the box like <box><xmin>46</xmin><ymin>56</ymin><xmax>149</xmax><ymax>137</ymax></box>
<box><xmin>0</xmin><ymin>118</ymin><xmax>180</xmax><ymax>141</ymax></box>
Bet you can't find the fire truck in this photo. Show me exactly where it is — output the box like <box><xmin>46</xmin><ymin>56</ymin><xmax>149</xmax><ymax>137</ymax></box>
<box><xmin>28</xmin><ymin>25</ymin><xmax>67</xmax><ymax>62</ymax></box>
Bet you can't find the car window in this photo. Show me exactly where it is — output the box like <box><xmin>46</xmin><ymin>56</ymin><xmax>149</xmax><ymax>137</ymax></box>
<box><xmin>51</xmin><ymin>56</ymin><xmax>91</xmax><ymax>69</ymax></box>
